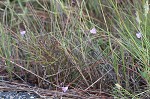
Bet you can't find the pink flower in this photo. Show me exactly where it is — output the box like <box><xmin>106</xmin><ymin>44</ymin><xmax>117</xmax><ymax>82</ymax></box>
<box><xmin>136</xmin><ymin>32</ymin><xmax>142</xmax><ymax>38</ymax></box>
<box><xmin>20</xmin><ymin>30</ymin><xmax>26</xmax><ymax>36</ymax></box>
<box><xmin>61</xmin><ymin>86</ymin><xmax>68</xmax><ymax>92</ymax></box>
<box><xmin>90</xmin><ymin>28</ymin><xmax>96</xmax><ymax>34</ymax></box>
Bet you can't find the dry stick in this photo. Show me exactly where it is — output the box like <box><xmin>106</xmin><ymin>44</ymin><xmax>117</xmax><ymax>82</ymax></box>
<box><xmin>0</xmin><ymin>56</ymin><xmax>60</xmax><ymax>88</ymax></box>
<box><xmin>84</xmin><ymin>69</ymin><xmax>113</xmax><ymax>91</ymax></box>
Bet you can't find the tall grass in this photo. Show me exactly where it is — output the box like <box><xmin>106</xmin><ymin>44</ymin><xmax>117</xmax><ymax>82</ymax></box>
<box><xmin>0</xmin><ymin>0</ymin><xmax>149</xmax><ymax>98</ymax></box>
<box><xmin>107</xmin><ymin>0</ymin><xmax>150</xmax><ymax>98</ymax></box>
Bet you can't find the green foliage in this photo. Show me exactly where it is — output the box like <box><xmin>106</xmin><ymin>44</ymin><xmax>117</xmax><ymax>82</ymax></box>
<box><xmin>0</xmin><ymin>0</ymin><xmax>149</xmax><ymax>98</ymax></box>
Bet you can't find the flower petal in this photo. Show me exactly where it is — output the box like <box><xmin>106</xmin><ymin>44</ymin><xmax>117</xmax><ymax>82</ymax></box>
<box><xmin>20</xmin><ymin>30</ymin><xmax>26</xmax><ymax>36</ymax></box>
<box><xmin>62</xmin><ymin>86</ymin><xmax>68</xmax><ymax>92</ymax></box>
<box><xmin>136</xmin><ymin>32</ymin><xmax>142</xmax><ymax>38</ymax></box>
<box><xmin>90</xmin><ymin>28</ymin><xmax>96</xmax><ymax>34</ymax></box>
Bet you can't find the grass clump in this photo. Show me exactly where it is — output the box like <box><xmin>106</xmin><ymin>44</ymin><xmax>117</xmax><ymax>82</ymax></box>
<box><xmin>0</xmin><ymin>0</ymin><xmax>149</xmax><ymax>98</ymax></box>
